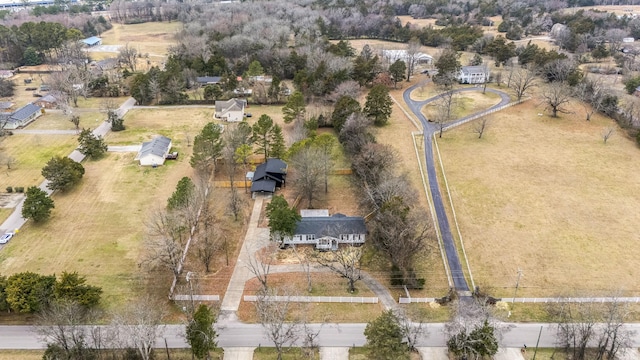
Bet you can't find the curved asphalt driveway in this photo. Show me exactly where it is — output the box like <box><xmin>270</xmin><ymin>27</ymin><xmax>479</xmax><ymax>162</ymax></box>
<box><xmin>402</xmin><ymin>84</ymin><xmax>510</xmax><ymax>292</ymax></box>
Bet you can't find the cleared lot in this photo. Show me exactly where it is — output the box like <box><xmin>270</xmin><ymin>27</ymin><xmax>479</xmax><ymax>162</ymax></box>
<box><xmin>435</xmin><ymin>100</ymin><xmax>640</xmax><ymax>297</ymax></box>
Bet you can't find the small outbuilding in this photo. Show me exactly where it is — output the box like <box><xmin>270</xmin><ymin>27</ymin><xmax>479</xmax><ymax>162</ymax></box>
<box><xmin>4</xmin><ymin>103</ymin><xmax>42</xmax><ymax>129</ymax></box>
<box><xmin>214</xmin><ymin>98</ymin><xmax>246</xmax><ymax>122</ymax></box>
<box><xmin>196</xmin><ymin>76</ymin><xmax>222</xmax><ymax>85</ymax></box>
<box><xmin>250</xmin><ymin>158</ymin><xmax>287</xmax><ymax>195</ymax></box>
<box><xmin>135</xmin><ymin>136</ymin><xmax>172</xmax><ymax>167</ymax></box>
<box><xmin>81</xmin><ymin>36</ymin><xmax>102</xmax><ymax>47</ymax></box>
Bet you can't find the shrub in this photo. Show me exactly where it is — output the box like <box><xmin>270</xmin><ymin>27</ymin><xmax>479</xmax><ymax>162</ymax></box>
<box><xmin>5</xmin><ymin>186</ymin><xmax>12</xmax><ymax>193</ymax></box>
<box><xmin>15</xmin><ymin>187</ymin><xmax>24</xmax><ymax>193</ymax></box>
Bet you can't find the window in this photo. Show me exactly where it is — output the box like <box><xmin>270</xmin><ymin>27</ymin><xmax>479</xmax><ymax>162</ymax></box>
<box><xmin>307</xmin><ymin>234</ymin><xmax>315</xmax><ymax>241</ymax></box>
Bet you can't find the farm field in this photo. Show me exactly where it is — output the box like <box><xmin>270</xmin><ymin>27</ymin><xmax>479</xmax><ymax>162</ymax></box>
<box><xmin>435</xmin><ymin>99</ymin><xmax>640</xmax><ymax>297</ymax></box>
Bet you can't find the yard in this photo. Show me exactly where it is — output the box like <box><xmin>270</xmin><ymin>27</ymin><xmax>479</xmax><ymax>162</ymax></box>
<box><xmin>434</xmin><ymin>99</ymin><xmax>640</xmax><ymax>297</ymax></box>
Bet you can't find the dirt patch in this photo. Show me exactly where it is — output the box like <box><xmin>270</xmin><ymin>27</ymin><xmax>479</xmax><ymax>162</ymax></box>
<box><xmin>0</xmin><ymin>193</ymin><xmax>23</xmax><ymax>208</ymax></box>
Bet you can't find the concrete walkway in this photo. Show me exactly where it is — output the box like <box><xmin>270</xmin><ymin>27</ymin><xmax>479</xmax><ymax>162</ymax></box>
<box><xmin>320</xmin><ymin>346</ymin><xmax>349</xmax><ymax>359</ymax></box>
<box><xmin>219</xmin><ymin>195</ymin><xmax>269</xmax><ymax>318</ymax></box>
<box><xmin>494</xmin><ymin>348</ymin><xmax>525</xmax><ymax>360</ymax></box>
<box><xmin>417</xmin><ymin>347</ymin><xmax>448</xmax><ymax>359</ymax></box>
<box><xmin>223</xmin><ymin>347</ymin><xmax>255</xmax><ymax>360</ymax></box>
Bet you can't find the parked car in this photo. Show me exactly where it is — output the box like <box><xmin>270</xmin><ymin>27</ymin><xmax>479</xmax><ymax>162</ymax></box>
<box><xmin>165</xmin><ymin>152</ymin><xmax>179</xmax><ymax>160</ymax></box>
<box><xmin>0</xmin><ymin>232</ymin><xmax>13</xmax><ymax>244</ymax></box>
<box><xmin>244</xmin><ymin>112</ymin><xmax>252</xmax><ymax>118</ymax></box>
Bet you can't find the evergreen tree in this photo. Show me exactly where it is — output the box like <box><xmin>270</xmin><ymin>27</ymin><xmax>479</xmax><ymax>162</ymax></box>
<box><xmin>282</xmin><ymin>90</ymin><xmax>306</xmax><ymax>123</ymax></box>
<box><xmin>265</xmin><ymin>195</ymin><xmax>301</xmax><ymax>244</ymax></box>
<box><xmin>252</xmin><ymin>114</ymin><xmax>274</xmax><ymax>161</ymax></box>
<box><xmin>269</xmin><ymin>125</ymin><xmax>286</xmax><ymax>159</ymax></box>
<box><xmin>167</xmin><ymin>177</ymin><xmax>195</xmax><ymax>210</ymax></box>
<box><xmin>364</xmin><ymin>84</ymin><xmax>393</xmax><ymax>127</ymax></box>
<box><xmin>364</xmin><ymin>310</ymin><xmax>409</xmax><ymax>360</ymax></box>
<box><xmin>190</xmin><ymin>122</ymin><xmax>224</xmax><ymax>173</ymax></box>
<box><xmin>22</xmin><ymin>186</ymin><xmax>55</xmax><ymax>223</ymax></box>
<box><xmin>77</xmin><ymin>129</ymin><xmax>108</xmax><ymax>160</ymax></box>
<box><xmin>331</xmin><ymin>96</ymin><xmax>361</xmax><ymax>132</ymax></box>
<box><xmin>41</xmin><ymin>156</ymin><xmax>85</xmax><ymax>192</ymax></box>
<box><xmin>388</xmin><ymin>60</ymin><xmax>407</xmax><ymax>88</ymax></box>
<box><xmin>186</xmin><ymin>304</ymin><xmax>218</xmax><ymax>360</ymax></box>
<box><xmin>54</xmin><ymin>272</ymin><xmax>102</xmax><ymax>308</ymax></box>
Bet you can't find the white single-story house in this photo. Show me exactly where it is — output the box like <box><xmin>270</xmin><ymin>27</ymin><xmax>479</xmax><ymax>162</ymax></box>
<box><xmin>3</xmin><ymin>103</ymin><xmax>42</xmax><ymax>130</ymax></box>
<box><xmin>135</xmin><ymin>136</ymin><xmax>172</xmax><ymax>166</ymax></box>
<box><xmin>381</xmin><ymin>49</ymin><xmax>433</xmax><ymax>65</ymax></box>
<box><xmin>282</xmin><ymin>212</ymin><xmax>367</xmax><ymax>251</ymax></box>
<box><xmin>81</xmin><ymin>36</ymin><xmax>102</xmax><ymax>47</ymax></box>
<box><xmin>214</xmin><ymin>98</ymin><xmax>246</xmax><ymax>122</ymax></box>
<box><xmin>458</xmin><ymin>65</ymin><xmax>490</xmax><ymax>84</ymax></box>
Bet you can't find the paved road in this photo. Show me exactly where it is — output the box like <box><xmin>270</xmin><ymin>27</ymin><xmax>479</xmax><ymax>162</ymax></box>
<box><xmin>0</xmin><ymin>97</ymin><xmax>136</xmax><ymax>237</ymax></box>
<box><xmin>4</xmin><ymin>323</ymin><xmax>640</xmax><ymax>350</ymax></box>
<box><xmin>402</xmin><ymin>85</ymin><xmax>510</xmax><ymax>291</ymax></box>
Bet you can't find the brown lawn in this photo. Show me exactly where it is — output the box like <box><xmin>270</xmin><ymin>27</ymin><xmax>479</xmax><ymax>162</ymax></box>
<box><xmin>435</xmin><ymin>99</ymin><xmax>640</xmax><ymax>297</ymax></box>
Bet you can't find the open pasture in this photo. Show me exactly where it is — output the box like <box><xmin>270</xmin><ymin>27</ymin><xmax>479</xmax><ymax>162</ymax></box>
<box><xmin>435</xmin><ymin>99</ymin><xmax>640</xmax><ymax>297</ymax></box>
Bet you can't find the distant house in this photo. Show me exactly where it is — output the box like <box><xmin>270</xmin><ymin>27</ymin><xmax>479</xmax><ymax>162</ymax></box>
<box><xmin>282</xmin><ymin>212</ymin><xmax>367</xmax><ymax>251</ymax></box>
<box><xmin>458</xmin><ymin>65</ymin><xmax>490</xmax><ymax>84</ymax></box>
<box><xmin>0</xmin><ymin>102</ymin><xmax>13</xmax><ymax>111</ymax></box>
<box><xmin>135</xmin><ymin>136</ymin><xmax>172</xmax><ymax>166</ymax></box>
<box><xmin>34</xmin><ymin>94</ymin><xmax>59</xmax><ymax>109</ymax></box>
<box><xmin>4</xmin><ymin>103</ymin><xmax>42</xmax><ymax>129</ymax></box>
<box><xmin>0</xmin><ymin>70</ymin><xmax>14</xmax><ymax>79</ymax></box>
<box><xmin>250</xmin><ymin>158</ymin><xmax>287</xmax><ymax>195</ymax></box>
<box><xmin>196</xmin><ymin>76</ymin><xmax>222</xmax><ymax>85</ymax></box>
<box><xmin>249</xmin><ymin>75</ymin><xmax>273</xmax><ymax>83</ymax></box>
<box><xmin>381</xmin><ymin>49</ymin><xmax>433</xmax><ymax>65</ymax></box>
<box><xmin>214</xmin><ymin>98</ymin><xmax>246</xmax><ymax>122</ymax></box>
<box><xmin>81</xmin><ymin>36</ymin><xmax>102</xmax><ymax>47</ymax></box>
<box><xmin>623</xmin><ymin>37</ymin><xmax>635</xmax><ymax>43</ymax></box>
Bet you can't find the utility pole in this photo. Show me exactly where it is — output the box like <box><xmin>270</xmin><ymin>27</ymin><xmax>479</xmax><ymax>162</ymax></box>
<box><xmin>512</xmin><ymin>268</ymin><xmax>523</xmax><ymax>303</ymax></box>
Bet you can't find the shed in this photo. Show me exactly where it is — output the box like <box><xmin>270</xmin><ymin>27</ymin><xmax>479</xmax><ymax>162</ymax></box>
<box><xmin>5</xmin><ymin>103</ymin><xmax>42</xmax><ymax>129</ymax></box>
<box><xmin>135</xmin><ymin>136</ymin><xmax>172</xmax><ymax>166</ymax></box>
<box><xmin>82</xmin><ymin>36</ymin><xmax>102</xmax><ymax>47</ymax></box>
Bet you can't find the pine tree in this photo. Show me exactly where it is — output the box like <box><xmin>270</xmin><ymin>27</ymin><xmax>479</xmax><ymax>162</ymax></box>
<box><xmin>282</xmin><ymin>90</ymin><xmax>306</xmax><ymax>123</ymax></box>
<box><xmin>22</xmin><ymin>186</ymin><xmax>55</xmax><ymax>223</ymax></box>
<box><xmin>364</xmin><ymin>84</ymin><xmax>393</xmax><ymax>127</ymax></box>
<box><xmin>269</xmin><ymin>124</ymin><xmax>286</xmax><ymax>159</ymax></box>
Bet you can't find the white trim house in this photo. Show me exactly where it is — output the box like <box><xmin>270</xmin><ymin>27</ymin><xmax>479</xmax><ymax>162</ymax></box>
<box><xmin>214</xmin><ymin>98</ymin><xmax>246</xmax><ymax>122</ymax></box>
<box><xmin>282</xmin><ymin>213</ymin><xmax>367</xmax><ymax>251</ymax></box>
<box><xmin>135</xmin><ymin>136</ymin><xmax>172</xmax><ymax>166</ymax></box>
<box><xmin>458</xmin><ymin>65</ymin><xmax>490</xmax><ymax>84</ymax></box>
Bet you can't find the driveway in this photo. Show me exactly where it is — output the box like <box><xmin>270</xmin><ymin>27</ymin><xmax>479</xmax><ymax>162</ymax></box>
<box><xmin>402</xmin><ymin>84</ymin><xmax>511</xmax><ymax>292</ymax></box>
<box><xmin>108</xmin><ymin>145</ymin><xmax>141</xmax><ymax>152</ymax></box>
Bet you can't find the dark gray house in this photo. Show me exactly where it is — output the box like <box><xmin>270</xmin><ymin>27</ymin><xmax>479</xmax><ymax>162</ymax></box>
<box><xmin>196</xmin><ymin>76</ymin><xmax>222</xmax><ymax>85</ymax></box>
<box><xmin>250</xmin><ymin>158</ymin><xmax>287</xmax><ymax>195</ymax></box>
<box><xmin>282</xmin><ymin>213</ymin><xmax>367</xmax><ymax>250</ymax></box>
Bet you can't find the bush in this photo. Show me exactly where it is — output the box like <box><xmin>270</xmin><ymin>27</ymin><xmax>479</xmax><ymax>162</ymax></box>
<box><xmin>15</xmin><ymin>187</ymin><xmax>24</xmax><ymax>193</ymax></box>
<box><xmin>624</xmin><ymin>76</ymin><xmax>640</xmax><ymax>94</ymax></box>
<box><xmin>5</xmin><ymin>186</ymin><xmax>12</xmax><ymax>193</ymax></box>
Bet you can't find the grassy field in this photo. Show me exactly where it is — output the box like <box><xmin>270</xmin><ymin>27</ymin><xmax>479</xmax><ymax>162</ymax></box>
<box><xmin>0</xmin><ymin>106</ymin><xmax>221</xmax><ymax>309</ymax></box>
<box><xmin>253</xmin><ymin>347</ymin><xmax>318</xmax><ymax>359</ymax></box>
<box><xmin>421</xmin><ymin>90</ymin><xmax>502</xmax><ymax>121</ymax></box>
<box><xmin>0</xmin><ymin>133</ymin><xmax>77</xmax><ymax>192</ymax></box>
<box><xmin>435</xmin><ymin>99</ymin><xmax>640</xmax><ymax>297</ymax></box>
<box><xmin>0</xmin><ymin>349</ymin><xmax>222</xmax><ymax>360</ymax></box>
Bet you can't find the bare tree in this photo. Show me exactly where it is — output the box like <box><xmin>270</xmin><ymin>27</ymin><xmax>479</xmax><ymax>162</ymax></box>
<box><xmin>36</xmin><ymin>300</ymin><xmax>101</xmax><ymax>358</ymax></box>
<box><xmin>473</xmin><ymin>117</ymin><xmax>489</xmax><ymax>139</ymax></box>
<box><xmin>246</xmin><ymin>243</ymin><xmax>277</xmax><ymax>290</ymax></box>
<box><xmin>395</xmin><ymin>308</ymin><xmax>429</xmax><ymax>352</ymax></box>
<box><xmin>575</xmin><ymin>78</ymin><xmax>604</xmax><ymax>121</ymax></box>
<box><xmin>405</xmin><ymin>38</ymin><xmax>422</xmax><ymax>82</ymax></box>
<box><xmin>315</xmin><ymin>245</ymin><xmax>363</xmax><ymax>293</ymax></box>
<box><xmin>100</xmin><ymin>98</ymin><xmax>118</xmax><ymax>119</ymax></box>
<box><xmin>552</xmin><ymin>301</ymin><xmax>599</xmax><ymax>360</ymax></box>
<box><xmin>254</xmin><ymin>287</ymin><xmax>300</xmax><ymax>360</ymax></box>
<box><xmin>118</xmin><ymin>43</ymin><xmax>139</xmax><ymax>72</ymax></box>
<box><xmin>227</xmin><ymin>186</ymin><xmax>244</xmax><ymax>221</ymax></box>
<box><xmin>602</xmin><ymin>127</ymin><xmax>614</xmax><ymax>144</ymax></box>
<box><xmin>292</xmin><ymin>246</ymin><xmax>313</xmax><ymax>293</ymax></box>
<box><xmin>433</xmin><ymin>91</ymin><xmax>457</xmax><ymax>138</ymax></box>
<box><xmin>289</xmin><ymin>146</ymin><xmax>324</xmax><ymax>208</ymax></box>
<box><xmin>109</xmin><ymin>296</ymin><xmax>166</xmax><ymax>360</ymax></box>
<box><xmin>143</xmin><ymin>209</ymin><xmax>188</xmax><ymax>278</ymax></box>
<box><xmin>2</xmin><ymin>155</ymin><xmax>16</xmax><ymax>170</ymax></box>
<box><xmin>509</xmin><ymin>66</ymin><xmax>537</xmax><ymax>101</ymax></box>
<box><xmin>195</xmin><ymin>206</ymin><xmax>222</xmax><ymax>273</ymax></box>
<box><xmin>595</xmin><ymin>298</ymin><xmax>633</xmax><ymax>360</ymax></box>
<box><xmin>68</xmin><ymin>115</ymin><xmax>81</xmax><ymax>132</ymax></box>
<box><xmin>541</xmin><ymin>82</ymin><xmax>572</xmax><ymax>118</ymax></box>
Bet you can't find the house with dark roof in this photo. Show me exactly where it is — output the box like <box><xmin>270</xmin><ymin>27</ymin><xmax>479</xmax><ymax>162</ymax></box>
<box><xmin>458</xmin><ymin>65</ymin><xmax>490</xmax><ymax>84</ymax></box>
<box><xmin>282</xmin><ymin>212</ymin><xmax>367</xmax><ymax>250</ymax></box>
<box><xmin>214</xmin><ymin>98</ymin><xmax>246</xmax><ymax>122</ymax></box>
<box><xmin>34</xmin><ymin>94</ymin><xmax>59</xmax><ymax>109</ymax></box>
<box><xmin>250</xmin><ymin>158</ymin><xmax>287</xmax><ymax>195</ymax></box>
<box><xmin>4</xmin><ymin>103</ymin><xmax>42</xmax><ymax>129</ymax></box>
<box><xmin>81</xmin><ymin>36</ymin><xmax>102</xmax><ymax>47</ymax></box>
<box><xmin>196</xmin><ymin>76</ymin><xmax>222</xmax><ymax>85</ymax></box>
<box><xmin>135</xmin><ymin>136</ymin><xmax>172</xmax><ymax>166</ymax></box>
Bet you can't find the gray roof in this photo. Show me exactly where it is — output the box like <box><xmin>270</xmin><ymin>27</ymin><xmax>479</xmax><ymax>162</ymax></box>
<box><xmin>37</xmin><ymin>94</ymin><xmax>58</xmax><ymax>103</ymax></box>
<box><xmin>82</xmin><ymin>36</ymin><xmax>101</xmax><ymax>46</ymax></box>
<box><xmin>0</xmin><ymin>102</ymin><xmax>12</xmax><ymax>110</ymax></box>
<box><xmin>138</xmin><ymin>136</ymin><xmax>171</xmax><ymax>158</ymax></box>
<box><xmin>10</xmin><ymin>103</ymin><xmax>40</xmax><ymax>121</ymax></box>
<box><xmin>295</xmin><ymin>214</ymin><xmax>366</xmax><ymax>237</ymax></box>
<box><xmin>461</xmin><ymin>65</ymin><xmax>488</xmax><ymax>74</ymax></box>
<box><xmin>197</xmin><ymin>76</ymin><xmax>222</xmax><ymax>84</ymax></box>
<box><xmin>215</xmin><ymin>98</ymin><xmax>245</xmax><ymax>114</ymax></box>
